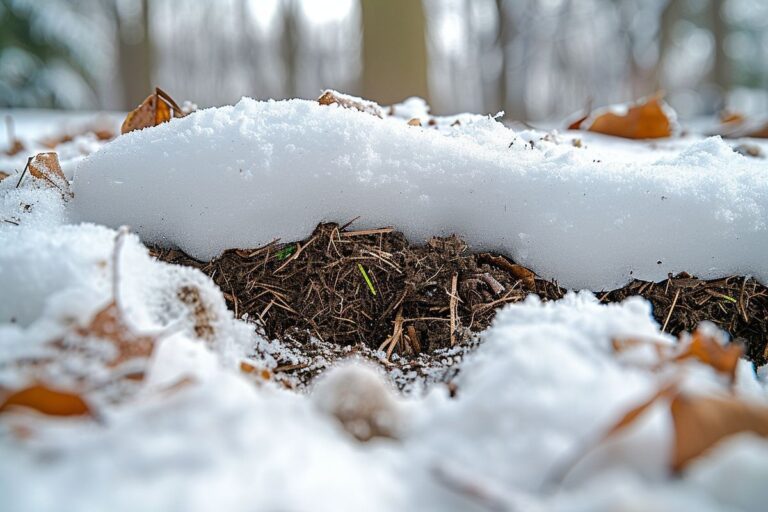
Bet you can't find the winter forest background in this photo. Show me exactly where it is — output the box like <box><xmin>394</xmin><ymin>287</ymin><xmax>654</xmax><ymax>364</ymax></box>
<box><xmin>1</xmin><ymin>0</ymin><xmax>766</xmax><ymax>121</ymax></box>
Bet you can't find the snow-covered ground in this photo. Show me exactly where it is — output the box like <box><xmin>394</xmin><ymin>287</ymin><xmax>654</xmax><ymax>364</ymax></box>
<box><xmin>1</xmin><ymin>100</ymin><xmax>767</xmax><ymax>511</ymax></box>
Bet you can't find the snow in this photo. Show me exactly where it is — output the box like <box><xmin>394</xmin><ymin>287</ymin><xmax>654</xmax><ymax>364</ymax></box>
<box><xmin>2</xmin><ymin>103</ymin><xmax>768</xmax><ymax>511</ymax></box>
<box><xmin>2</xmin><ymin>258</ymin><xmax>767</xmax><ymax>511</ymax></box>
<box><xmin>71</xmin><ymin>97</ymin><xmax>768</xmax><ymax>289</ymax></box>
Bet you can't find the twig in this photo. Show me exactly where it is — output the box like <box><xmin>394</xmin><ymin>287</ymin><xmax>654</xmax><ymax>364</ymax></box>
<box><xmin>339</xmin><ymin>216</ymin><xmax>361</xmax><ymax>231</ymax></box>
<box><xmin>406</xmin><ymin>325</ymin><xmax>421</xmax><ymax>354</ymax></box>
<box><xmin>275</xmin><ymin>235</ymin><xmax>316</xmax><ymax>272</ymax></box>
<box><xmin>341</xmin><ymin>227</ymin><xmax>394</xmax><ymax>237</ymax></box>
<box><xmin>662</xmin><ymin>288</ymin><xmax>681</xmax><ymax>333</ymax></box>
<box><xmin>15</xmin><ymin>157</ymin><xmax>32</xmax><ymax>188</ymax></box>
<box><xmin>450</xmin><ymin>273</ymin><xmax>458</xmax><ymax>346</ymax></box>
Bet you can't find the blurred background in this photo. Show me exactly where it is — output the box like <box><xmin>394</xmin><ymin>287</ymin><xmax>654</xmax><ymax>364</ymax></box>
<box><xmin>0</xmin><ymin>0</ymin><xmax>766</xmax><ymax>121</ymax></box>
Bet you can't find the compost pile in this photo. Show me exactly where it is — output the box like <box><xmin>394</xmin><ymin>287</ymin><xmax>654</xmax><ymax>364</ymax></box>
<box><xmin>153</xmin><ymin>222</ymin><xmax>563</xmax><ymax>358</ymax></box>
<box><xmin>153</xmin><ymin>222</ymin><xmax>768</xmax><ymax>368</ymax></box>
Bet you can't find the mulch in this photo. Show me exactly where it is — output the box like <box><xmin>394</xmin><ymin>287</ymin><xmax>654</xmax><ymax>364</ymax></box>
<box><xmin>152</xmin><ymin>222</ymin><xmax>767</xmax><ymax>368</ymax></box>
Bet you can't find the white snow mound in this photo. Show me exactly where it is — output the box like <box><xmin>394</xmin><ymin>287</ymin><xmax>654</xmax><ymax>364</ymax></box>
<box><xmin>71</xmin><ymin>97</ymin><xmax>768</xmax><ymax>289</ymax></box>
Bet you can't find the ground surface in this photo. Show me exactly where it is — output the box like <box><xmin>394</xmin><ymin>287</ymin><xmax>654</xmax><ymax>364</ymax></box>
<box><xmin>1</xmin><ymin>102</ymin><xmax>768</xmax><ymax>512</ymax></box>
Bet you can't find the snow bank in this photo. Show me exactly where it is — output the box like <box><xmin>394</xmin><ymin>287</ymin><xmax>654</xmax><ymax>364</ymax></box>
<box><xmin>72</xmin><ymin>97</ymin><xmax>768</xmax><ymax>289</ymax></box>
<box><xmin>3</xmin><ymin>283</ymin><xmax>767</xmax><ymax>511</ymax></box>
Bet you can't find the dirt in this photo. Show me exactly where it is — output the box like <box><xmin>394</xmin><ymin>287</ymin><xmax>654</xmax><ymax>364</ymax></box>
<box><xmin>152</xmin><ymin>222</ymin><xmax>768</xmax><ymax>383</ymax></box>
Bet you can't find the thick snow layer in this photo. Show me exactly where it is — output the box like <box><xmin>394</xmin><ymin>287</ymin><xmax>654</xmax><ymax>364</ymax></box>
<box><xmin>72</xmin><ymin>98</ymin><xmax>768</xmax><ymax>289</ymax></box>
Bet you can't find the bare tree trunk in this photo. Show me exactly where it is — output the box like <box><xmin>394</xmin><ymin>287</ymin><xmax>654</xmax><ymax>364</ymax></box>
<box><xmin>495</xmin><ymin>0</ymin><xmax>509</xmax><ymax>116</ymax></box>
<box><xmin>708</xmin><ymin>0</ymin><xmax>728</xmax><ymax>109</ymax></box>
<box><xmin>116</xmin><ymin>0</ymin><xmax>152</xmax><ymax>109</ymax></box>
<box><xmin>360</xmin><ymin>0</ymin><xmax>429</xmax><ymax>104</ymax></box>
<box><xmin>280</xmin><ymin>0</ymin><xmax>299</xmax><ymax>99</ymax></box>
<box><xmin>655</xmin><ymin>0</ymin><xmax>677</xmax><ymax>91</ymax></box>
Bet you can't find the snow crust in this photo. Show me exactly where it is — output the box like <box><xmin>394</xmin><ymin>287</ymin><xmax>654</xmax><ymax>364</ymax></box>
<box><xmin>72</xmin><ymin>98</ymin><xmax>768</xmax><ymax>289</ymax></box>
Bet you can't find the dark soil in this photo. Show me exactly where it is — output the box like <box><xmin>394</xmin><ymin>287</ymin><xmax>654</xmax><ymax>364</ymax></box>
<box><xmin>602</xmin><ymin>274</ymin><xmax>768</xmax><ymax>365</ymax></box>
<box><xmin>152</xmin><ymin>222</ymin><xmax>767</xmax><ymax>367</ymax></box>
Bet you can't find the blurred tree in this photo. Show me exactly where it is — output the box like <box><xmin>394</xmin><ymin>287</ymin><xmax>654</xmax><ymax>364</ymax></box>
<box><xmin>0</xmin><ymin>0</ymin><xmax>97</xmax><ymax>108</ymax></box>
<box><xmin>360</xmin><ymin>0</ymin><xmax>429</xmax><ymax>104</ymax></box>
<box><xmin>110</xmin><ymin>0</ymin><xmax>152</xmax><ymax>109</ymax></box>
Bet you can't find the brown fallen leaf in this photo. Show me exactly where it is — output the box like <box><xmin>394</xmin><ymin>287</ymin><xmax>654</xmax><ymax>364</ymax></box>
<box><xmin>27</xmin><ymin>152</ymin><xmax>73</xmax><ymax>199</ymax></box>
<box><xmin>121</xmin><ymin>87</ymin><xmax>186</xmax><ymax>135</ymax></box>
<box><xmin>592</xmin><ymin>382</ymin><xmax>768</xmax><ymax>474</ymax></box>
<box><xmin>672</xmin><ymin>327</ymin><xmax>743</xmax><ymax>383</ymax></box>
<box><xmin>4</xmin><ymin>116</ymin><xmax>25</xmax><ymax>156</ymax></box>
<box><xmin>572</xmin><ymin>94</ymin><xmax>674</xmax><ymax>139</ymax></box>
<box><xmin>40</xmin><ymin>127</ymin><xmax>115</xmax><ymax>149</ymax></box>
<box><xmin>75</xmin><ymin>300</ymin><xmax>156</xmax><ymax>368</ymax></box>
<box><xmin>0</xmin><ymin>384</ymin><xmax>90</xmax><ymax>417</ymax></box>
<box><xmin>75</xmin><ymin>229</ymin><xmax>156</xmax><ymax>368</ymax></box>
<box><xmin>0</xmin><ymin>171</ymin><xmax>9</xmax><ymax>181</ymax></box>
<box><xmin>240</xmin><ymin>361</ymin><xmax>272</xmax><ymax>381</ymax></box>
<box><xmin>670</xmin><ymin>393</ymin><xmax>768</xmax><ymax>472</ymax></box>
<box><xmin>317</xmin><ymin>89</ymin><xmax>384</xmax><ymax>118</ymax></box>
<box><xmin>712</xmin><ymin>111</ymin><xmax>768</xmax><ymax>139</ymax></box>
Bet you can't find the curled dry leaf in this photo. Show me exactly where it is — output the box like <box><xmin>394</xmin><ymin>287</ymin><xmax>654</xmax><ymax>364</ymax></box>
<box><xmin>240</xmin><ymin>361</ymin><xmax>273</xmax><ymax>381</ymax></box>
<box><xmin>28</xmin><ymin>152</ymin><xmax>73</xmax><ymax>199</ymax></box>
<box><xmin>0</xmin><ymin>384</ymin><xmax>91</xmax><ymax>417</ymax></box>
<box><xmin>40</xmin><ymin>127</ymin><xmax>115</xmax><ymax>149</ymax></box>
<box><xmin>570</xmin><ymin>94</ymin><xmax>674</xmax><ymax>139</ymax></box>
<box><xmin>669</xmin><ymin>393</ymin><xmax>768</xmax><ymax>472</ymax></box>
<box><xmin>672</xmin><ymin>327</ymin><xmax>742</xmax><ymax>383</ymax></box>
<box><xmin>317</xmin><ymin>89</ymin><xmax>384</xmax><ymax>118</ymax></box>
<box><xmin>121</xmin><ymin>87</ymin><xmax>186</xmax><ymax>135</ymax></box>
<box><xmin>0</xmin><ymin>171</ymin><xmax>9</xmax><ymax>182</ymax></box>
<box><xmin>4</xmin><ymin>116</ymin><xmax>25</xmax><ymax>156</ymax></box>
<box><xmin>713</xmin><ymin>112</ymin><xmax>768</xmax><ymax>139</ymax></box>
<box><xmin>75</xmin><ymin>300</ymin><xmax>156</xmax><ymax>368</ymax></box>
<box><xmin>592</xmin><ymin>381</ymin><xmax>768</xmax><ymax>473</ymax></box>
<box><xmin>5</xmin><ymin>139</ymin><xmax>24</xmax><ymax>156</ymax></box>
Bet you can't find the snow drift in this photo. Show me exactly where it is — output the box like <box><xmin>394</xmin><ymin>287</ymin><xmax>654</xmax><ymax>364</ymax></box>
<box><xmin>71</xmin><ymin>97</ymin><xmax>768</xmax><ymax>289</ymax></box>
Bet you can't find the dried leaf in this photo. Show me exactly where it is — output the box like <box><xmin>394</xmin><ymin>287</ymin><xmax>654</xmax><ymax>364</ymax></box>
<box><xmin>670</xmin><ymin>393</ymin><xmax>768</xmax><ymax>472</ymax></box>
<box><xmin>40</xmin><ymin>127</ymin><xmax>115</xmax><ymax>149</ymax></box>
<box><xmin>720</xmin><ymin>111</ymin><xmax>745</xmax><ymax>125</ymax></box>
<box><xmin>407</xmin><ymin>118</ymin><xmax>422</xmax><ymax>126</ymax></box>
<box><xmin>240</xmin><ymin>362</ymin><xmax>272</xmax><ymax>380</ymax></box>
<box><xmin>121</xmin><ymin>87</ymin><xmax>185</xmax><ymax>135</ymax></box>
<box><xmin>0</xmin><ymin>171</ymin><xmax>9</xmax><ymax>181</ymax></box>
<box><xmin>4</xmin><ymin>116</ymin><xmax>24</xmax><ymax>155</ymax></box>
<box><xmin>76</xmin><ymin>300</ymin><xmax>156</xmax><ymax>368</ymax></box>
<box><xmin>317</xmin><ymin>89</ymin><xmax>384</xmax><ymax>118</ymax></box>
<box><xmin>576</xmin><ymin>94</ymin><xmax>674</xmax><ymax>139</ymax></box>
<box><xmin>672</xmin><ymin>327</ymin><xmax>743</xmax><ymax>383</ymax></box>
<box><xmin>604</xmin><ymin>381</ymin><xmax>679</xmax><ymax>437</ymax></box>
<box><xmin>594</xmin><ymin>382</ymin><xmax>768</xmax><ymax>473</ymax></box>
<box><xmin>177</xmin><ymin>285</ymin><xmax>216</xmax><ymax>342</ymax></box>
<box><xmin>28</xmin><ymin>152</ymin><xmax>73</xmax><ymax>199</ymax></box>
<box><xmin>713</xmin><ymin>112</ymin><xmax>768</xmax><ymax>139</ymax></box>
<box><xmin>0</xmin><ymin>384</ymin><xmax>90</xmax><ymax>417</ymax></box>
<box><xmin>4</xmin><ymin>139</ymin><xmax>24</xmax><ymax>156</ymax></box>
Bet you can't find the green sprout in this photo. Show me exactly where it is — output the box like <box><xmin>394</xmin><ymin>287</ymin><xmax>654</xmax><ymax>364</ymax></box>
<box><xmin>275</xmin><ymin>244</ymin><xmax>296</xmax><ymax>261</ymax></box>
<box><xmin>358</xmin><ymin>263</ymin><xmax>377</xmax><ymax>296</ymax></box>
